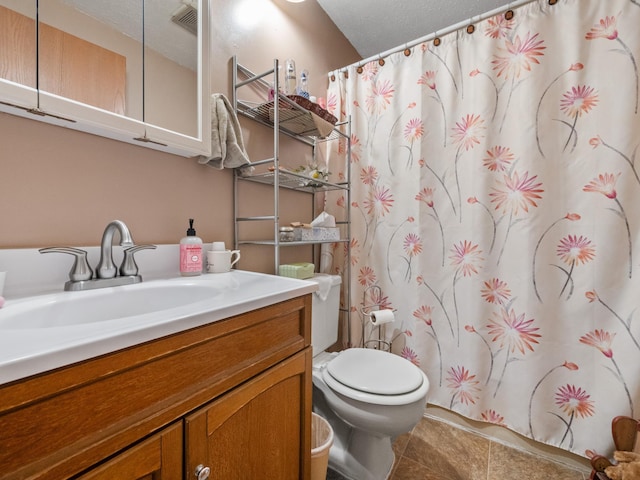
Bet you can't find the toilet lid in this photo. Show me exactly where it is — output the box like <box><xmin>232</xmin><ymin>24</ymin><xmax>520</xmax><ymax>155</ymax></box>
<box><xmin>326</xmin><ymin>348</ymin><xmax>424</xmax><ymax>395</ymax></box>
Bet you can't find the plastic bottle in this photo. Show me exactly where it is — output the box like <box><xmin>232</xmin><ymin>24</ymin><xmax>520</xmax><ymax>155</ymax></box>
<box><xmin>180</xmin><ymin>218</ymin><xmax>203</xmax><ymax>276</ymax></box>
<box><xmin>284</xmin><ymin>59</ymin><xmax>297</xmax><ymax>95</ymax></box>
<box><xmin>297</xmin><ymin>69</ymin><xmax>309</xmax><ymax>98</ymax></box>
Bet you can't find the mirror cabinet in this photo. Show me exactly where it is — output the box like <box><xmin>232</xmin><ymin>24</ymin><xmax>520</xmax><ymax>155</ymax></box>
<box><xmin>0</xmin><ymin>0</ymin><xmax>210</xmax><ymax>157</ymax></box>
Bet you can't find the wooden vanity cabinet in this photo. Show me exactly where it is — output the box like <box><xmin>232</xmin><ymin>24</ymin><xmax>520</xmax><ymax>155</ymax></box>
<box><xmin>0</xmin><ymin>295</ymin><xmax>312</xmax><ymax>480</ymax></box>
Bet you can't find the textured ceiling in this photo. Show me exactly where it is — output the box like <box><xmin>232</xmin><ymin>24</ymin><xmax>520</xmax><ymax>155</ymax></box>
<box><xmin>316</xmin><ymin>0</ymin><xmax>515</xmax><ymax>59</ymax></box>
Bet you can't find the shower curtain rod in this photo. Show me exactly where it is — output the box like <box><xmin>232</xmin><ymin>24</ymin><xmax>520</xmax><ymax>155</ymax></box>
<box><xmin>331</xmin><ymin>0</ymin><xmax>539</xmax><ymax>75</ymax></box>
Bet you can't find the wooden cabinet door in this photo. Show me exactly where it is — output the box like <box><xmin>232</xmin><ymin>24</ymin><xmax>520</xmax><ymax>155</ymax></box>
<box><xmin>76</xmin><ymin>422</ymin><xmax>182</xmax><ymax>480</ymax></box>
<box><xmin>185</xmin><ymin>349</ymin><xmax>312</xmax><ymax>480</ymax></box>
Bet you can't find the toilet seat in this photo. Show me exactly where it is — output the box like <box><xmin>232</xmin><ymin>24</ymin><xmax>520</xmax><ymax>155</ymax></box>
<box><xmin>322</xmin><ymin>348</ymin><xmax>429</xmax><ymax>406</ymax></box>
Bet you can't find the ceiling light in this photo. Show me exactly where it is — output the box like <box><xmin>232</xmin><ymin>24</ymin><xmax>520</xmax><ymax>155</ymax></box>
<box><xmin>286</xmin><ymin>0</ymin><xmax>305</xmax><ymax>3</ymax></box>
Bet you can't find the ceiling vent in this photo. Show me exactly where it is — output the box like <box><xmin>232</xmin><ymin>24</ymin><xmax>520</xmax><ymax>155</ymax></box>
<box><xmin>171</xmin><ymin>2</ymin><xmax>198</xmax><ymax>36</ymax></box>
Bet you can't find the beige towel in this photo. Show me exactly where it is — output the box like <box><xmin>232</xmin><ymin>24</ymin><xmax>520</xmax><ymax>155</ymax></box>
<box><xmin>197</xmin><ymin>93</ymin><xmax>252</xmax><ymax>170</ymax></box>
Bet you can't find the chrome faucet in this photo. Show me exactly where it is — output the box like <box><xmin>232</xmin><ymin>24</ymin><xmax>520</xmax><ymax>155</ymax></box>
<box><xmin>96</xmin><ymin>220</ymin><xmax>135</xmax><ymax>279</ymax></box>
<box><xmin>40</xmin><ymin>220</ymin><xmax>156</xmax><ymax>291</ymax></box>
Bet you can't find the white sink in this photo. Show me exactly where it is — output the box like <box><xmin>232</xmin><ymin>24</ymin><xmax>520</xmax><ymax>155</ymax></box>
<box><xmin>0</xmin><ymin>271</ymin><xmax>317</xmax><ymax>386</ymax></box>
<box><xmin>0</xmin><ymin>283</ymin><xmax>222</xmax><ymax>329</ymax></box>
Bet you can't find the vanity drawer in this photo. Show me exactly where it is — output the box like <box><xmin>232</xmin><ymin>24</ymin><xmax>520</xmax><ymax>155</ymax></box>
<box><xmin>0</xmin><ymin>294</ymin><xmax>311</xmax><ymax>480</ymax></box>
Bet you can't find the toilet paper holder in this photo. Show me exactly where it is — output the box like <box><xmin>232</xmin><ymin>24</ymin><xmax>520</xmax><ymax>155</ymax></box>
<box><xmin>360</xmin><ymin>285</ymin><xmax>396</xmax><ymax>352</ymax></box>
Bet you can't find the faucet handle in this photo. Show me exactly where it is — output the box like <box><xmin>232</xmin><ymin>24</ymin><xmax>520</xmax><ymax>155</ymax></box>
<box><xmin>39</xmin><ymin>247</ymin><xmax>94</xmax><ymax>282</ymax></box>
<box><xmin>120</xmin><ymin>244</ymin><xmax>157</xmax><ymax>277</ymax></box>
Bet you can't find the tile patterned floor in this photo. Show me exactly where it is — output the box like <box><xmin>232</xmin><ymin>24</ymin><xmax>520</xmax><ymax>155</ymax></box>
<box><xmin>327</xmin><ymin>416</ymin><xmax>590</xmax><ymax>480</ymax></box>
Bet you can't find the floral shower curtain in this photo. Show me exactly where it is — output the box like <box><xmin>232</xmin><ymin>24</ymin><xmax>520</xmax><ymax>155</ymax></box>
<box><xmin>324</xmin><ymin>0</ymin><xmax>640</xmax><ymax>458</ymax></box>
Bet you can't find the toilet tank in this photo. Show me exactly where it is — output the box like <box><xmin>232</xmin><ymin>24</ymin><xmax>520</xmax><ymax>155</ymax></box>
<box><xmin>307</xmin><ymin>274</ymin><xmax>342</xmax><ymax>356</ymax></box>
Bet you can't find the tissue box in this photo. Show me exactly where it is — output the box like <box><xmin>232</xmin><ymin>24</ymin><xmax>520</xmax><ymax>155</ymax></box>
<box><xmin>278</xmin><ymin>262</ymin><xmax>315</xmax><ymax>279</ymax></box>
<box><xmin>294</xmin><ymin>227</ymin><xmax>340</xmax><ymax>241</ymax></box>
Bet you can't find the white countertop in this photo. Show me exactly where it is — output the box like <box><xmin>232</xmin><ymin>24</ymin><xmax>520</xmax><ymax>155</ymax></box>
<box><xmin>0</xmin><ymin>270</ymin><xmax>317</xmax><ymax>386</ymax></box>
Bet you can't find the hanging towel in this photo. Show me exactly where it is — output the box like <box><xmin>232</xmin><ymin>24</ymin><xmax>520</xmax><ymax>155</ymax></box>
<box><xmin>197</xmin><ymin>93</ymin><xmax>252</xmax><ymax>171</ymax></box>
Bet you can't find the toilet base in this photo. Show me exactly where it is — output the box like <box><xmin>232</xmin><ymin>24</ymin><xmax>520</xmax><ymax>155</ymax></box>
<box><xmin>328</xmin><ymin>429</ymin><xmax>395</xmax><ymax>480</ymax></box>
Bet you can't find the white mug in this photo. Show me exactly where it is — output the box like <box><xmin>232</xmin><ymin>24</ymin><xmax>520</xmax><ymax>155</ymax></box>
<box><xmin>207</xmin><ymin>250</ymin><xmax>240</xmax><ymax>273</ymax></box>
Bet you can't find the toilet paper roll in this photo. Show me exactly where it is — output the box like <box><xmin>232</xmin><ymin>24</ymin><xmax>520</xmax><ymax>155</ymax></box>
<box><xmin>370</xmin><ymin>309</ymin><xmax>395</xmax><ymax>326</ymax></box>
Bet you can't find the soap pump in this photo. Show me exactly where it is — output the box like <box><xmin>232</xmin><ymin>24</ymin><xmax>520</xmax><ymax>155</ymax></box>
<box><xmin>180</xmin><ymin>218</ymin><xmax>203</xmax><ymax>276</ymax></box>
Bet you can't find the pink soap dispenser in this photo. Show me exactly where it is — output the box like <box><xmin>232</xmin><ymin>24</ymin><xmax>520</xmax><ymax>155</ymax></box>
<box><xmin>180</xmin><ymin>218</ymin><xmax>203</xmax><ymax>276</ymax></box>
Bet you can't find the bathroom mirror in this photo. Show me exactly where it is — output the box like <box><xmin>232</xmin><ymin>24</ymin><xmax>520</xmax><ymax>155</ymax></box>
<box><xmin>0</xmin><ymin>0</ymin><xmax>210</xmax><ymax>157</ymax></box>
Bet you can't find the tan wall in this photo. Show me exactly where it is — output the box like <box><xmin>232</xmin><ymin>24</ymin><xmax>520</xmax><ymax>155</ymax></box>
<box><xmin>0</xmin><ymin>0</ymin><xmax>360</xmax><ymax>274</ymax></box>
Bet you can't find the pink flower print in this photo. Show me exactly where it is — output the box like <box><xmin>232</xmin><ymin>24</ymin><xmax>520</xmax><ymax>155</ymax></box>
<box><xmin>360</xmin><ymin>62</ymin><xmax>378</xmax><ymax>82</ymax></box>
<box><xmin>559</xmin><ymin>85</ymin><xmax>598</xmax><ymax>152</ymax></box>
<box><xmin>480</xmin><ymin>278</ymin><xmax>511</xmax><ymax>305</ymax></box>
<box><xmin>415</xmin><ymin>305</ymin><xmax>442</xmax><ymax>385</ymax></box>
<box><xmin>402</xmin><ymin>118</ymin><xmax>424</xmax><ymax>169</ymax></box>
<box><xmin>579</xmin><ymin>330</ymin><xmax>614</xmax><ymax>358</ymax></box>
<box><xmin>583</xmin><ymin>172</ymin><xmax>619</xmax><ymax>199</ymax></box>
<box><xmin>555</xmin><ymin>235</ymin><xmax>596</xmax><ymax>300</ymax></box>
<box><xmin>418</xmin><ymin>71</ymin><xmax>437</xmax><ymax>89</ymax></box>
<box><xmin>404</xmin><ymin>118</ymin><xmax>424</xmax><ymax>143</ymax></box>
<box><xmin>490</xmin><ymin>171</ymin><xmax>544</xmax><ymax>216</ymax></box>
<box><xmin>401</xmin><ymin>347</ymin><xmax>420</xmax><ymax>366</ymax></box>
<box><xmin>585</xmin><ymin>290</ymin><xmax>640</xmax><ymax>352</ymax></box>
<box><xmin>451</xmin><ymin>113</ymin><xmax>485</xmax><ymax>151</ymax></box>
<box><xmin>415</xmin><ymin>187</ymin><xmax>434</xmax><ymax>207</ymax></box>
<box><xmin>365</xmin><ymin>79</ymin><xmax>394</xmax><ymax>114</ymax></box>
<box><xmin>536</xmin><ymin>63</ymin><xmax>585</xmax><ymax>158</ymax></box>
<box><xmin>363</xmin><ymin>184</ymin><xmax>394</xmax><ymax>217</ymax></box>
<box><xmin>556</xmin><ymin>385</ymin><xmax>595</xmax><ymax>418</ymax></box>
<box><xmin>481</xmin><ymin>410</ymin><xmax>505</xmax><ymax>425</ymax></box>
<box><xmin>416</xmin><ymin>187</ymin><xmax>445</xmax><ymax>266</ymax></box>
<box><xmin>490</xmin><ymin>171</ymin><xmax>544</xmax><ymax>265</ymax></box>
<box><xmin>451</xmin><ymin>113</ymin><xmax>485</xmax><ymax>221</ymax></box>
<box><xmin>492</xmin><ymin>32</ymin><xmax>546</xmax><ymax>132</ymax></box>
<box><xmin>449</xmin><ymin>240</ymin><xmax>483</xmax><ymax>277</ymax></box>
<box><xmin>555</xmin><ymin>384</ymin><xmax>595</xmax><ymax>448</ymax></box>
<box><xmin>486</xmin><ymin>308</ymin><xmax>541</xmax><ymax>355</ymax></box>
<box><xmin>399</xmin><ymin>233</ymin><xmax>422</xmax><ymax>281</ymax></box>
<box><xmin>358</xmin><ymin>266</ymin><xmax>376</xmax><ymax>286</ymax></box>
<box><xmin>557</xmin><ymin>235</ymin><xmax>595</xmax><ymax>265</ymax></box>
<box><xmin>360</xmin><ymin>166</ymin><xmax>378</xmax><ymax>185</ymax></box>
<box><xmin>590</xmin><ymin>135</ymin><xmax>640</xmax><ymax>186</ymax></box>
<box><xmin>585</xmin><ymin>16</ymin><xmax>618</xmax><ymax>40</ymax></box>
<box><xmin>413</xmin><ymin>305</ymin><xmax>433</xmax><ymax>325</ymax></box>
<box><xmin>586</xmin><ymin>16</ymin><xmax>638</xmax><ymax>113</ymax></box>
<box><xmin>484</xmin><ymin>14</ymin><xmax>514</xmax><ymax>39</ymax></box>
<box><xmin>532</xmin><ymin>213</ymin><xmax>582</xmax><ymax>303</ymax></box>
<box><xmin>450</xmin><ymin>240</ymin><xmax>483</xmax><ymax>345</ymax></box>
<box><xmin>486</xmin><ymin>306</ymin><xmax>541</xmax><ymax>396</ymax></box>
<box><xmin>338</xmin><ymin>134</ymin><xmax>361</xmax><ymax>163</ymax></box>
<box><xmin>560</xmin><ymin>86</ymin><xmax>599</xmax><ymax>119</ymax></box>
<box><xmin>403</xmin><ymin>233</ymin><xmax>422</xmax><ymax>257</ymax></box>
<box><xmin>483</xmin><ymin>146</ymin><xmax>514</xmax><ymax>172</ymax></box>
<box><xmin>447</xmin><ymin>365</ymin><xmax>480</xmax><ymax>408</ymax></box>
<box><xmin>528</xmin><ymin>361</ymin><xmax>579</xmax><ymax>439</ymax></box>
<box><xmin>491</xmin><ymin>32</ymin><xmax>546</xmax><ymax>79</ymax></box>
<box><xmin>583</xmin><ymin>173</ymin><xmax>632</xmax><ymax>278</ymax></box>
<box><xmin>579</xmin><ymin>329</ymin><xmax>633</xmax><ymax>415</ymax></box>
<box><xmin>326</xmin><ymin>92</ymin><xmax>338</xmax><ymax>116</ymax></box>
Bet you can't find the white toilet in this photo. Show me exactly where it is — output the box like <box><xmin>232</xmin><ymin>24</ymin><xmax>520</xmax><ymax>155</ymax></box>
<box><xmin>308</xmin><ymin>274</ymin><xmax>430</xmax><ymax>480</ymax></box>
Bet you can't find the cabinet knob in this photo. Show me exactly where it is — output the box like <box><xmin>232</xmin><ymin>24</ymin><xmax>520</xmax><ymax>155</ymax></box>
<box><xmin>194</xmin><ymin>464</ymin><xmax>211</xmax><ymax>480</ymax></box>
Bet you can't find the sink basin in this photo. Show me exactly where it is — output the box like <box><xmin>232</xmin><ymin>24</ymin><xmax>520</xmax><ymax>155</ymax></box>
<box><xmin>0</xmin><ymin>271</ymin><xmax>318</xmax><ymax>386</ymax></box>
<box><xmin>0</xmin><ymin>283</ymin><xmax>221</xmax><ymax>329</ymax></box>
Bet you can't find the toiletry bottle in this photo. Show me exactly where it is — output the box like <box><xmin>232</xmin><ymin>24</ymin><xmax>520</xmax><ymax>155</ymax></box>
<box><xmin>284</xmin><ymin>59</ymin><xmax>297</xmax><ymax>95</ymax></box>
<box><xmin>298</xmin><ymin>69</ymin><xmax>309</xmax><ymax>98</ymax></box>
<box><xmin>180</xmin><ymin>218</ymin><xmax>203</xmax><ymax>276</ymax></box>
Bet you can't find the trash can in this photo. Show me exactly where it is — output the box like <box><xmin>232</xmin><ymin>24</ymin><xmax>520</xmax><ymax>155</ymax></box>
<box><xmin>311</xmin><ymin>412</ymin><xmax>334</xmax><ymax>480</ymax></box>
